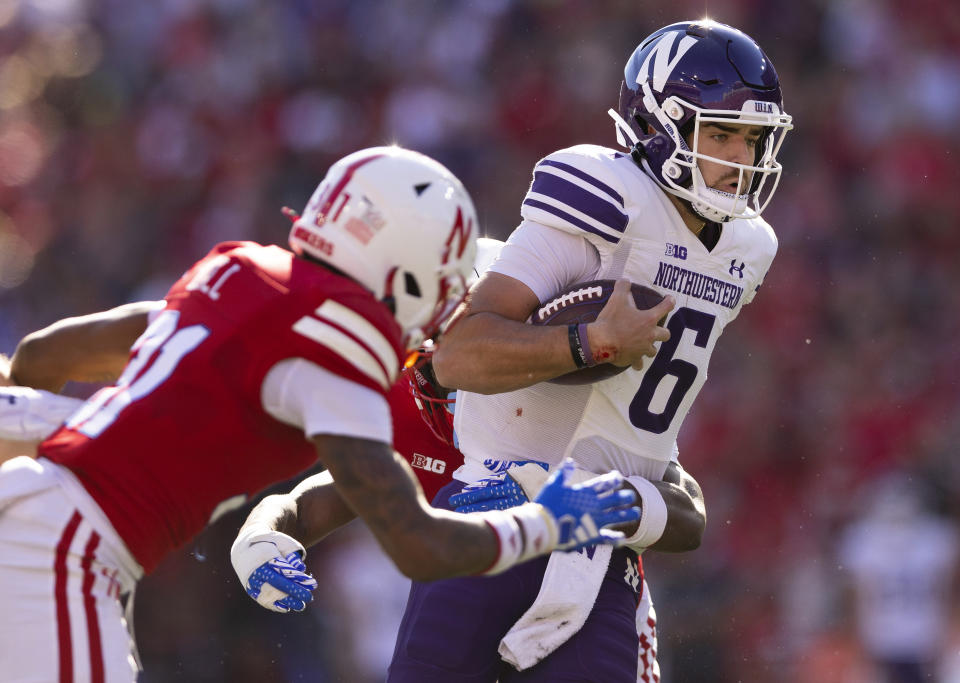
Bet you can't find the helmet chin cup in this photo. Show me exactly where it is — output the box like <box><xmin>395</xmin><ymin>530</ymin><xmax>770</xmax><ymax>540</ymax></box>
<box><xmin>692</xmin><ymin>187</ymin><xmax>756</xmax><ymax>223</ymax></box>
<box><xmin>691</xmin><ymin>197</ymin><xmax>731</xmax><ymax>223</ymax></box>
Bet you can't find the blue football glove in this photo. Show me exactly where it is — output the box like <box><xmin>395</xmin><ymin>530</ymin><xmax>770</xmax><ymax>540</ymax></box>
<box><xmin>450</xmin><ymin>461</ymin><xmax>549</xmax><ymax>513</ymax></box>
<box><xmin>231</xmin><ymin>529</ymin><xmax>318</xmax><ymax>613</ymax></box>
<box><xmin>451</xmin><ymin>478</ymin><xmax>528</xmax><ymax>512</ymax></box>
<box><xmin>245</xmin><ymin>552</ymin><xmax>318</xmax><ymax>612</ymax></box>
<box><xmin>533</xmin><ymin>459</ymin><xmax>641</xmax><ymax>552</ymax></box>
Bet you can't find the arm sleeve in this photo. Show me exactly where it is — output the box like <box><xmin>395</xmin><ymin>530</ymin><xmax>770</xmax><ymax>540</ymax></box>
<box><xmin>489</xmin><ymin>220</ymin><xmax>601</xmax><ymax>303</ymax></box>
<box><xmin>260</xmin><ymin>358</ymin><xmax>392</xmax><ymax>444</ymax></box>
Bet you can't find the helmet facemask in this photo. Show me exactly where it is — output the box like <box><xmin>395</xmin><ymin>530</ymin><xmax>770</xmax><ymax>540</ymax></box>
<box><xmin>404</xmin><ymin>347</ymin><xmax>456</xmax><ymax>446</ymax></box>
<box><xmin>613</xmin><ymin>93</ymin><xmax>791</xmax><ymax>223</ymax></box>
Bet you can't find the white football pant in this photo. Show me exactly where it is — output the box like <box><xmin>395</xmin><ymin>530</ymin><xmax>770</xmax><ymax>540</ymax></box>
<box><xmin>0</xmin><ymin>456</ymin><xmax>142</xmax><ymax>682</ymax></box>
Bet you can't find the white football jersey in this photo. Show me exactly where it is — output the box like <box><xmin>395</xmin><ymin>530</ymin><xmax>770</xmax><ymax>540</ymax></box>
<box><xmin>454</xmin><ymin>144</ymin><xmax>777</xmax><ymax>481</ymax></box>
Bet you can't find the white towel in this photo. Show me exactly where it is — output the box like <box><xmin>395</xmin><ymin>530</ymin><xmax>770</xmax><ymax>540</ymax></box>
<box><xmin>498</xmin><ymin>543</ymin><xmax>613</xmax><ymax>670</ymax></box>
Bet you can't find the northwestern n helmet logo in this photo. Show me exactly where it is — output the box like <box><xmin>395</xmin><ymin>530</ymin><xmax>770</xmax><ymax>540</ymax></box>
<box><xmin>638</xmin><ymin>32</ymin><xmax>698</xmax><ymax>93</ymax></box>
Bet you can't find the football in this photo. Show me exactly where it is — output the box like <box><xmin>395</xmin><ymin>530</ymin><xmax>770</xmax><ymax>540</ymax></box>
<box><xmin>531</xmin><ymin>279</ymin><xmax>665</xmax><ymax>385</ymax></box>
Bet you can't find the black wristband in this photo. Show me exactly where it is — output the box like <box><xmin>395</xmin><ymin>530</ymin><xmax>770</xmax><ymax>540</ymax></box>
<box><xmin>567</xmin><ymin>324</ymin><xmax>589</xmax><ymax>368</ymax></box>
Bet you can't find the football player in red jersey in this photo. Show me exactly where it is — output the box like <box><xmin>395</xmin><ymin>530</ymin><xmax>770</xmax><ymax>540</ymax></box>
<box><xmin>0</xmin><ymin>146</ymin><xmax>647</xmax><ymax>681</ymax></box>
<box><xmin>0</xmin><ymin>352</ymin><xmax>693</xmax><ymax>683</ymax></box>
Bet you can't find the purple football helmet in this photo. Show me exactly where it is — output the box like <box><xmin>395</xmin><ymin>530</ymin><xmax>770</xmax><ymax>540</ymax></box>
<box><xmin>611</xmin><ymin>20</ymin><xmax>793</xmax><ymax>222</ymax></box>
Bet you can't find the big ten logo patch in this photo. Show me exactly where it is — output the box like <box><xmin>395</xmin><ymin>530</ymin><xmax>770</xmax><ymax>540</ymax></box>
<box><xmin>665</xmin><ymin>243</ymin><xmax>687</xmax><ymax>260</ymax></box>
<box><xmin>411</xmin><ymin>453</ymin><xmax>446</xmax><ymax>474</ymax></box>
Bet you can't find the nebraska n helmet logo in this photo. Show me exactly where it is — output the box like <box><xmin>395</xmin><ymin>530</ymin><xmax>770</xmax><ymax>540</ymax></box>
<box><xmin>638</xmin><ymin>32</ymin><xmax>698</xmax><ymax>93</ymax></box>
<box><xmin>442</xmin><ymin>206</ymin><xmax>473</xmax><ymax>265</ymax></box>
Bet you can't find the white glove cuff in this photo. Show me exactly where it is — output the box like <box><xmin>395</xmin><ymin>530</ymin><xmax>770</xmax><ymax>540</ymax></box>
<box><xmin>624</xmin><ymin>476</ymin><xmax>668</xmax><ymax>551</ymax></box>
<box><xmin>479</xmin><ymin>504</ymin><xmax>557</xmax><ymax>575</ymax></box>
<box><xmin>230</xmin><ymin>525</ymin><xmax>306</xmax><ymax>585</ymax></box>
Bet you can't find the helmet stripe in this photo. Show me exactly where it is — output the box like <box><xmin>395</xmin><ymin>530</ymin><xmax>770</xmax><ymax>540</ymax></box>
<box><xmin>314</xmin><ymin>152</ymin><xmax>385</xmax><ymax>228</ymax></box>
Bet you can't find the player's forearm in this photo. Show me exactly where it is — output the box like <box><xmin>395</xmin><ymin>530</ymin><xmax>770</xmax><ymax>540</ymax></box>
<box><xmin>286</xmin><ymin>471</ymin><xmax>357</xmax><ymax>547</ymax></box>
<box><xmin>377</xmin><ymin>507</ymin><xmax>502</xmax><ymax>581</ymax></box>
<box><xmin>313</xmin><ymin>434</ymin><xmax>500</xmax><ymax>580</ymax></box>
<box><xmin>240</xmin><ymin>472</ymin><xmax>358</xmax><ymax>549</ymax></box>
<box><xmin>647</xmin><ymin>479</ymin><xmax>705</xmax><ymax>552</ymax></box>
<box><xmin>621</xmin><ymin>462</ymin><xmax>705</xmax><ymax>553</ymax></box>
<box><xmin>433</xmin><ymin>311</ymin><xmax>579</xmax><ymax>393</ymax></box>
<box><xmin>237</xmin><ymin>493</ymin><xmax>301</xmax><ymax>542</ymax></box>
<box><xmin>11</xmin><ymin>303</ymin><xmax>154</xmax><ymax>390</ymax></box>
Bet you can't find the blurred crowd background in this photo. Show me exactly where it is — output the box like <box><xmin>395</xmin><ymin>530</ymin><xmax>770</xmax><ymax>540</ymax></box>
<box><xmin>2</xmin><ymin>0</ymin><xmax>960</xmax><ymax>681</ymax></box>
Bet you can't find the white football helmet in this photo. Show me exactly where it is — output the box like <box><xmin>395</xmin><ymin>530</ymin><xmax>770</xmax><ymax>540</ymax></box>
<box><xmin>288</xmin><ymin>146</ymin><xmax>478</xmax><ymax>349</ymax></box>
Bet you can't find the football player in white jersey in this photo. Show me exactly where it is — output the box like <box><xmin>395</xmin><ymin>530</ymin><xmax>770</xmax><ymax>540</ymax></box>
<box><xmin>387</xmin><ymin>20</ymin><xmax>793</xmax><ymax>683</ymax></box>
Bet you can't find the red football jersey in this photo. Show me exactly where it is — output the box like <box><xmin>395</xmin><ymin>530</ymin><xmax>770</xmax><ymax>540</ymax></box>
<box><xmin>40</xmin><ymin>242</ymin><xmax>404</xmax><ymax>574</ymax></box>
<box><xmin>389</xmin><ymin>380</ymin><xmax>461</xmax><ymax>502</ymax></box>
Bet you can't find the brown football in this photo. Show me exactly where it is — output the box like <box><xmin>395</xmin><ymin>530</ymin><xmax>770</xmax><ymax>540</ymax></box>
<box><xmin>531</xmin><ymin>279</ymin><xmax>664</xmax><ymax>385</ymax></box>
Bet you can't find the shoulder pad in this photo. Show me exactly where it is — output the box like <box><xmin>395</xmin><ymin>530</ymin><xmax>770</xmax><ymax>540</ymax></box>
<box><xmin>521</xmin><ymin>145</ymin><xmax>630</xmax><ymax>252</ymax></box>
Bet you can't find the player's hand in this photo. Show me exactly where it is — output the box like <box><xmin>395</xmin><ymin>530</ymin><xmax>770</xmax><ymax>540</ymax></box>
<box><xmin>0</xmin><ymin>387</ymin><xmax>84</xmax><ymax>441</ymax></box>
<box><xmin>589</xmin><ymin>280</ymin><xmax>673</xmax><ymax>369</ymax></box>
<box><xmin>230</xmin><ymin>529</ymin><xmax>318</xmax><ymax>613</ymax></box>
<box><xmin>533</xmin><ymin>458</ymin><xmax>640</xmax><ymax>552</ymax></box>
<box><xmin>450</xmin><ymin>461</ymin><xmax>549</xmax><ymax>512</ymax></box>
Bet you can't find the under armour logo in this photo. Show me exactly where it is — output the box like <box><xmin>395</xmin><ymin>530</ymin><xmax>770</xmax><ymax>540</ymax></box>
<box><xmin>729</xmin><ymin>260</ymin><xmax>746</xmax><ymax>279</ymax></box>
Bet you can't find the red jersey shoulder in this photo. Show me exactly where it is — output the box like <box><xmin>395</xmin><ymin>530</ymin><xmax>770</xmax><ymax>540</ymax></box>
<box><xmin>166</xmin><ymin>242</ymin><xmax>406</xmax><ymax>394</ymax></box>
